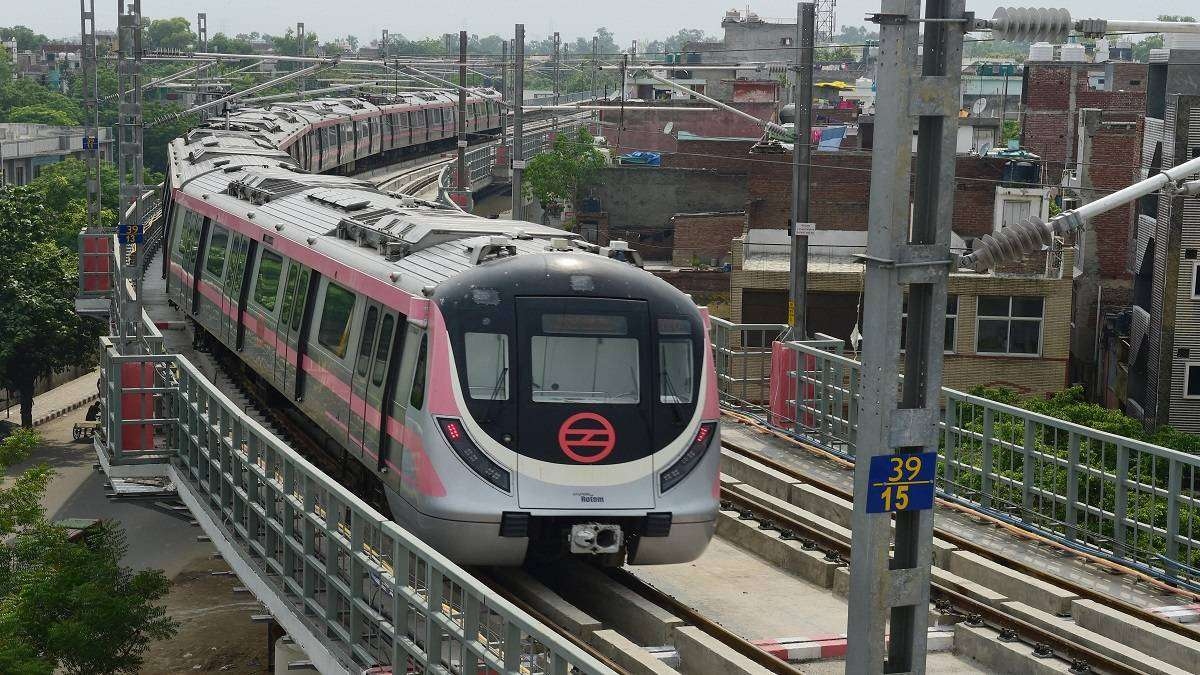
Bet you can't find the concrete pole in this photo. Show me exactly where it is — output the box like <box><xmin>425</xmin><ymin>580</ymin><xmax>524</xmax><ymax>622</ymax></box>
<box><xmin>552</xmin><ymin>32</ymin><xmax>560</xmax><ymax>133</ymax></box>
<box><xmin>297</xmin><ymin>23</ymin><xmax>305</xmax><ymax>96</ymax></box>
<box><xmin>511</xmin><ymin>24</ymin><xmax>526</xmax><ymax>221</ymax></box>
<box><xmin>789</xmin><ymin>2</ymin><xmax>814</xmax><ymax>339</ymax></box>
<box><xmin>457</xmin><ymin>31</ymin><xmax>468</xmax><ymax>193</ymax></box>
<box><xmin>196</xmin><ymin>13</ymin><xmax>207</xmax><ymax>121</ymax></box>
<box><xmin>501</xmin><ymin>40</ymin><xmax>509</xmax><ymax>158</ymax></box>
<box><xmin>592</xmin><ymin>36</ymin><xmax>598</xmax><ymax>101</ymax></box>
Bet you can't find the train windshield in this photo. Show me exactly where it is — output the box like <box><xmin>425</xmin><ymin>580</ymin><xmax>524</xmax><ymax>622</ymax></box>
<box><xmin>531</xmin><ymin>314</ymin><xmax>640</xmax><ymax>404</ymax></box>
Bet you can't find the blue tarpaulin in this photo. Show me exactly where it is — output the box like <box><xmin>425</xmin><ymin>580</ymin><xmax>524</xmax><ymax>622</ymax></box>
<box><xmin>619</xmin><ymin>151</ymin><xmax>661</xmax><ymax>166</ymax></box>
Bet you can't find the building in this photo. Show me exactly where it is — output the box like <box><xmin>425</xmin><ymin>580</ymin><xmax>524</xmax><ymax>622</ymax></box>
<box><xmin>1112</xmin><ymin>42</ymin><xmax>1200</xmax><ymax>432</ymax></box>
<box><xmin>0</xmin><ymin>124</ymin><xmax>113</xmax><ymax>185</ymax></box>
<box><xmin>728</xmin><ymin>229</ymin><xmax>1074</xmax><ymax>397</ymax></box>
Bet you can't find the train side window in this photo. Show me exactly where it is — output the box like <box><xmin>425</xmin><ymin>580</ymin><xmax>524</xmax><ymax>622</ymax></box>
<box><xmin>252</xmin><ymin>250</ymin><xmax>284</xmax><ymax>311</ymax></box>
<box><xmin>318</xmin><ymin>282</ymin><xmax>356</xmax><ymax>358</ymax></box>
<box><xmin>291</xmin><ymin>268</ymin><xmax>312</xmax><ymax>332</ymax></box>
<box><xmin>372</xmin><ymin>314</ymin><xmax>396</xmax><ymax>387</ymax></box>
<box><xmin>278</xmin><ymin>262</ymin><xmax>301</xmax><ymax>328</ymax></box>
<box><xmin>205</xmin><ymin>226</ymin><xmax>229</xmax><ymax>278</ymax></box>
<box><xmin>464</xmin><ymin>333</ymin><xmax>508</xmax><ymax>400</ymax></box>
<box><xmin>409</xmin><ymin>335</ymin><xmax>428</xmax><ymax>409</ymax></box>
<box><xmin>356</xmin><ymin>306</ymin><xmax>379</xmax><ymax>377</ymax></box>
<box><xmin>177</xmin><ymin>210</ymin><xmax>202</xmax><ymax>268</ymax></box>
<box><xmin>659</xmin><ymin>341</ymin><xmax>694</xmax><ymax>404</ymax></box>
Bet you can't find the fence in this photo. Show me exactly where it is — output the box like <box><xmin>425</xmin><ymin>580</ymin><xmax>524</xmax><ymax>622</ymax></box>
<box><xmin>95</xmin><ymin>328</ymin><xmax>610</xmax><ymax>673</ymax></box>
<box><xmin>709</xmin><ymin>318</ymin><xmax>1200</xmax><ymax>591</ymax></box>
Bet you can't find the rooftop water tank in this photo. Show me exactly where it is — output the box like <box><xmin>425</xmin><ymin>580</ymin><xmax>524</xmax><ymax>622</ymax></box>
<box><xmin>1028</xmin><ymin>42</ymin><xmax>1054</xmax><ymax>62</ymax></box>
<box><xmin>1094</xmin><ymin>38</ymin><xmax>1109</xmax><ymax>63</ymax></box>
<box><xmin>1165</xmin><ymin>33</ymin><xmax>1200</xmax><ymax>50</ymax></box>
<box><xmin>1061</xmin><ymin>43</ymin><xmax>1086</xmax><ymax>62</ymax></box>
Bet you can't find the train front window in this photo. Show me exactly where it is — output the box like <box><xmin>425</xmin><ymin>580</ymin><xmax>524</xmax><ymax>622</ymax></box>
<box><xmin>658</xmin><ymin>318</ymin><xmax>694</xmax><ymax>404</ymax></box>
<box><xmin>465</xmin><ymin>333</ymin><xmax>508</xmax><ymax>400</ymax></box>
<box><xmin>531</xmin><ymin>314</ymin><xmax>639</xmax><ymax>404</ymax></box>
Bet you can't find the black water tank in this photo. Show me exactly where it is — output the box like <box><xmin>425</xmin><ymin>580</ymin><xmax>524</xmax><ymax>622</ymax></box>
<box><xmin>1002</xmin><ymin>160</ymin><xmax>1040</xmax><ymax>185</ymax></box>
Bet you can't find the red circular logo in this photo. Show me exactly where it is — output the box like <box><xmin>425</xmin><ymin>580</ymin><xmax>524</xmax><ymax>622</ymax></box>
<box><xmin>557</xmin><ymin>412</ymin><xmax>617</xmax><ymax>463</ymax></box>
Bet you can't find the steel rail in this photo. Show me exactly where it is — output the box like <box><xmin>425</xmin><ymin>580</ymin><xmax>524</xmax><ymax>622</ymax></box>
<box><xmin>718</xmin><ymin>486</ymin><xmax>1142</xmax><ymax>675</ymax></box>
<box><xmin>720</xmin><ymin>438</ymin><xmax>1200</xmax><ymax>641</ymax></box>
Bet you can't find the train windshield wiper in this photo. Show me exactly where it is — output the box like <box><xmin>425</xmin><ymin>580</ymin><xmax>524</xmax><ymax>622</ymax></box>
<box><xmin>482</xmin><ymin>366</ymin><xmax>509</xmax><ymax>424</ymax></box>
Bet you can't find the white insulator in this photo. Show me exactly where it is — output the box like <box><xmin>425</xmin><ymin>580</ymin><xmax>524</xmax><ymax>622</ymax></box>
<box><xmin>990</xmin><ymin>7</ymin><xmax>1073</xmax><ymax>44</ymax></box>
<box><xmin>960</xmin><ymin>215</ymin><xmax>1056</xmax><ymax>272</ymax></box>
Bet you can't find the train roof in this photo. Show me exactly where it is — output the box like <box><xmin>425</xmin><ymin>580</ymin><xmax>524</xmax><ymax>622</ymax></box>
<box><xmin>167</xmin><ymin>92</ymin><xmax>614</xmax><ymax>300</ymax></box>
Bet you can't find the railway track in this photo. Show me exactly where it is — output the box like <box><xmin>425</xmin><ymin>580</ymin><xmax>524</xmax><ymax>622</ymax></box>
<box><xmin>719</xmin><ymin>435</ymin><xmax>1187</xmax><ymax>675</ymax></box>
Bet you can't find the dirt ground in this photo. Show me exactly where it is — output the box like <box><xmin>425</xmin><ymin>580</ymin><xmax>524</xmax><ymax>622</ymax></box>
<box><xmin>140</xmin><ymin>555</ymin><xmax>270</xmax><ymax>674</ymax></box>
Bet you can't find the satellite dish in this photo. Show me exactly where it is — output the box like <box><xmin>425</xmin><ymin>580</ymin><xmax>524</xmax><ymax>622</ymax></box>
<box><xmin>971</xmin><ymin>97</ymin><xmax>988</xmax><ymax>116</ymax></box>
<box><xmin>663</xmin><ymin>122</ymin><xmax>674</xmax><ymax>134</ymax></box>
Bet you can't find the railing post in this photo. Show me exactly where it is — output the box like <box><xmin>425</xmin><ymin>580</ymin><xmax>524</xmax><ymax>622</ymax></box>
<box><xmin>1114</xmin><ymin>444</ymin><xmax>1130</xmax><ymax>559</ymax></box>
<box><xmin>349</xmin><ymin>512</ymin><xmax>365</xmax><ymax>655</ymax></box>
<box><xmin>1022</xmin><ymin>416</ymin><xmax>1036</xmax><ymax>519</ymax></box>
<box><xmin>110</xmin><ymin>359</ymin><xmax>124</xmax><ymax>462</ymax></box>
<box><xmin>1065</xmin><ymin>432</ymin><xmax>1081</xmax><ymax>542</ymax></box>
<box><xmin>942</xmin><ymin>398</ymin><xmax>957</xmax><ymax>496</ymax></box>
<box><xmin>425</xmin><ymin>568</ymin><xmax>444</xmax><ymax>666</ymax></box>
<box><xmin>1165</xmin><ymin>459</ymin><xmax>1183</xmax><ymax>577</ymax></box>
<box><xmin>980</xmin><ymin>407</ymin><xmax>994</xmax><ymax>509</ymax></box>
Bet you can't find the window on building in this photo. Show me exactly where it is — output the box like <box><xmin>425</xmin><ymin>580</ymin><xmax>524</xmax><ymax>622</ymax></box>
<box><xmin>1186</xmin><ymin>363</ymin><xmax>1200</xmax><ymax>398</ymax></box>
<box><xmin>1193</xmin><ymin>261</ymin><xmax>1200</xmax><ymax>299</ymax></box>
<box><xmin>976</xmin><ymin>295</ymin><xmax>1044</xmax><ymax>356</ymax></box>
<box><xmin>317</xmin><ymin>283</ymin><xmax>356</xmax><ymax>358</ymax></box>
<box><xmin>780</xmin><ymin>37</ymin><xmax>793</xmax><ymax>46</ymax></box>
<box><xmin>901</xmin><ymin>295</ymin><xmax>958</xmax><ymax>353</ymax></box>
<box><xmin>252</xmin><ymin>250</ymin><xmax>283</xmax><ymax>311</ymax></box>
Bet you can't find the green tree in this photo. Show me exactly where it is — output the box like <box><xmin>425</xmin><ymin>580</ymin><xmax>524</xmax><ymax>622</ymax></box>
<box><xmin>143</xmin><ymin>17</ymin><xmax>194</xmax><ymax>51</ymax></box>
<box><xmin>0</xmin><ymin>185</ymin><xmax>101</xmax><ymax>427</ymax></box>
<box><xmin>272</xmin><ymin>27</ymin><xmax>319</xmax><ymax>56</ymax></box>
<box><xmin>1002</xmin><ymin>120</ymin><xmax>1020</xmax><ymax>143</ymax></box>
<box><xmin>6</xmin><ymin>104</ymin><xmax>76</xmax><ymax>126</ymax></box>
<box><xmin>0</xmin><ymin>429</ymin><xmax>178</xmax><ymax>673</ymax></box>
<box><xmin>0</xmin><ymin>43</ymin><xmax>12</xmax><ymax>83</ymax></box>
<box><xmin>0</xmin><ymin>26</ymin><xmax>49</xmax><ymax>52</ymax></box>
<box><xmin>209</xmin><ymin>32</ymin><xmax>253</xmax><ymax>55</ymax></box>
<box><xmin>523</xmin><ymin>127</ymin><xmax>605</xmax><ymax>220</ymax></box>
<box><xmin>142</xmin><ymin>102</ymin><xmax>196</xmax><ymax>174</ymax></box>
<box><xmin>0</xmin><ymin>78</ymin><xmax>82</xmax><ymax>123</ymax></box>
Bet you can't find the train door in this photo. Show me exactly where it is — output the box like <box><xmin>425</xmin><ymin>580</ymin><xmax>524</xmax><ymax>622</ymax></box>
<box><xmin>274</xmin><ymin>262</ymin><xmax>312</xmax><ymax>394</ymax></box>
<box><xmin>219</xmin><ymin>235</ymin><xmax>249</xmax><ymax>346</ymax></box>
<box><xmin>349</xmin><ymin>302</ymin><xmax>382</xmax><ymax>458</ymax></box>
<box><xmin>513</xmin><ymin>297</ymin><xmax>655</xmax><ymax>509</ymax></box>
<box><xmin>353</xmin><ymin>306</ymin><xmax>399</xmax><ymax>462</ymax></box>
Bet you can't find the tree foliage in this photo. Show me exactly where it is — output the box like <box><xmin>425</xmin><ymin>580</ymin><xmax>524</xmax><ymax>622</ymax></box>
<box><xmin>0</xmin><ymin>185</ymin><xmax>101</xmax><ymax>427</ymax></box>
<box><xmin>209</xmin><ymin>32</ymin><xmax>253</xmax><ymax>55</ymax></box>
<box><xmin>6</xmin><ymin>104</ymin><xmax>76</xmax><ymax>126</ymax></box>
<box><xmin>143</xmin><ymin>17</ymin><xmax>195</xmax><ymax>51</ymax></box>
<box><xmin>523</xmin><ymin>128</ymin><xmax>605</xmax><ymax>213</ymax></box>
<box><xmin>0</xmin><ymin>26</ymin><xmax>49</xmax><ymax>52</ymax></box>
<box><xmin>272</xmin><ymin>27</ymin><xmax>320</xmax><ymax>56</ymax></box>
<box><xmin>0</xmin><ymin>430</ymin><xmax>178</xmax><ymax>673</ymax></box>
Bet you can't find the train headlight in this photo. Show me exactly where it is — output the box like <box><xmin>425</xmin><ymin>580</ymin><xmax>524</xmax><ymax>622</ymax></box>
<box><xmin>436</xmin><ymin>417</ymin><xmax>511</xmax><ymax>492</ymax></box>
<box><xmin>659</xmin><ymin>422</ymin><xmax>717</xmax><ymax>493</ymax></box>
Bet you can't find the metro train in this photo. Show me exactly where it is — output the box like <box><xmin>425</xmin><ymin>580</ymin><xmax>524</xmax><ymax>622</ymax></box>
<box><xmin>159</xmin><ymin>92</ymin><xmax>721</xmax><ymax>565</ymax></box>
<box><xmin>209</xmin><ymin>89</ymin><xmax>504</xmax><ymax>174</ymax></box>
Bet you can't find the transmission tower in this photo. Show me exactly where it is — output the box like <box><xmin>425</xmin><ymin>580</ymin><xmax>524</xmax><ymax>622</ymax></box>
<box><xmin>814</xmin><ymin>0</ymin><xmax>836</xmax><ymax>43</ymax></box>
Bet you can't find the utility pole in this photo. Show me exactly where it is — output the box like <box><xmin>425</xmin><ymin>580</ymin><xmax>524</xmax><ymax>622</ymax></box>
<box><xmin>500</xmin><ymin>40</ymin><xmax>509</xmax><ymax>160</ymax></box>
<box><xmin>591</xmin><ymin>36</ymin><xmax>598</xmax><ymax>101</ymax></box>
<box><xmin>196</xmin><ymin>13</ymin><xmax>208</xmax><ymax>121</ymax></box>
<box><xmin>552</xmin><ymin>32</ymin><xmax>560</xmax><ymax>132</ymax></box>
<box><xmin>455</xmin><ymin>30</ymin><xmax>469</xmax><ymax>208</ymax></box>
<box><xmin>79</xmin><ymin>0</ymin><xmax>101</xmax><ymax>230</ymax></box>
<box><xmin>511</xmin><ymin>24</ymin><xmax>526</xmax><ymax>221</ymax></box>
<box><xmin>789</xmin><ymin>2</ymin><xmax>814</xmax><ymax>338</ymax></box>
<box><xmin>845</xmin><ymin>0</ymin><xmax>965</xmax><ymax>672</ymax></box>
<box><xmin>116</xmin><ymin>0</ymin><xmax>145</xmax><ymax>346</ymax></box>
<box><xmin>297</xmin><ymin>22</ymin><xmax>305</xmax><ymax>96</ymax></box>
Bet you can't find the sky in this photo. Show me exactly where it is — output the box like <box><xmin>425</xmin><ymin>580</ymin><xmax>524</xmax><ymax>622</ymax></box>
<box><xmin>12</xmin><ymin>1</ymin><xmax>1200</xmax><ymax>45</ymax></box>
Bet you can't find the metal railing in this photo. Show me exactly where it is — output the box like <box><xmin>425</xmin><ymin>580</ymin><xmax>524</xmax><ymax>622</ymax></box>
<box><xmin>95</xmin><ymin>330</ymin><xmax>610</xmax><ymax>673</ymax></box>
<box><xmin>710</xmin><ymin>318</ymin><xmax>1200</xmax><ymax>591</ymax></box>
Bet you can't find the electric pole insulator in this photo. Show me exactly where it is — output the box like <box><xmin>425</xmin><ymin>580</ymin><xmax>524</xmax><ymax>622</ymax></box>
<box><xmin>987</xmin><ymin>7</ymin><xmax>1073</xmax><ymax>43</ymax></box>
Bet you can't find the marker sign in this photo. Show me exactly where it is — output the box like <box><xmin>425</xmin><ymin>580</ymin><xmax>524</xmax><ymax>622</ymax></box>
<box><xmin>558</xmin><ymin>412</ymin><xmax>616</xmax><ymax>464</ymax></box>
<box><xmin>866</xmin><ymin>452</ymin><xmax>936</xmax><ymax>513</ymax></box>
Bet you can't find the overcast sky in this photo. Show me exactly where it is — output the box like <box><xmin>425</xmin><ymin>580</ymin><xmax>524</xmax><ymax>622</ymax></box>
<box><xmin>13</xmin><ymin>1</ymin><xmax>1199</xmax><ymax>44</ymax></box>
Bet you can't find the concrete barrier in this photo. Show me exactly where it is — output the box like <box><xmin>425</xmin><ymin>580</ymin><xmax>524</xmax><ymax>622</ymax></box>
<box><xmin>720</xmin><ymin>450</ymin><xmax>800</xmax><ymax>501</ymax></box>
<box><xmin>588</xmin><ymin>629</ymin><xmax>679</xmax><ymax>675</ymax></box>
<box><xmin>547</xmin><ymin>564</ymin><xmax>684</xmax><ymax>647</ymax></box>
<box><xmin>715</xmin><ymin>510</ymin><xmax>840</xmax><ymax>588</ymax></box>
<box><xmin>946</xmin><ymin>550</ymin><xmax>1078</xmax><ymax>616</ymax></box>
<box><xmin>953</xmin><ymin>624</ymin><xmax>1075</xmax><ymax>673</ymax></box>
<box><xmin>489</xmin><ymin>568</ymin><xmax>603</xmax><ymax>638</ymax></box>
<box><xmin>930</xmin><ymin>566</ymin><xmax>1009</xmax><ymax>607</ymax></box>
<box><xmin>1001</xmin><ymin>601</ymin><xmax>1193</xmax><ymax>675</ymax></box>
<box><xmin>723</xmin><ymin>482</ymin><xmax>853</xmax><ymax>549</ymax></box>
<box><xmin>673</xmin><ymin>626</ymin><xmax>774</xmax><ymax>675</ymax></box>
<box><xmin>1072</xmin><ymin>599</ymin><xmax>1200</xmax><ymax>672</ymax></box>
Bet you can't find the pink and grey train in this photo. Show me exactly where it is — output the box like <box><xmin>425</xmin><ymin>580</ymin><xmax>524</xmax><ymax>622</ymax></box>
<box><xmin>160</xmin><ymin>90</ymin><xmax>721</xmax><ymax>565</ymax></box>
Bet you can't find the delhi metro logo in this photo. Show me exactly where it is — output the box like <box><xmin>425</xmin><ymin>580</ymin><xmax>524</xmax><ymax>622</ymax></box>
<box><xmin>557</xmin><ymin>412</ymin><xmax>616</xmax><ymax>463</ymax></box>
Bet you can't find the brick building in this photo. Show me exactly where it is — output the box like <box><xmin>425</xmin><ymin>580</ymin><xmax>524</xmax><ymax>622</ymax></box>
<box><xmin>1019</xmin><ymin>61</ymin><xmax>1147</xmax><ymax>183</ymax></box>
<box><xmin>730</xmin><ymin>230</ymin><xmax>1074</xmax><ymax>397</ymax></box>
<box><xmin>670</xmin><ymin>211</ymin><xmax>746</xmax><ymax>267</ymax></box>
